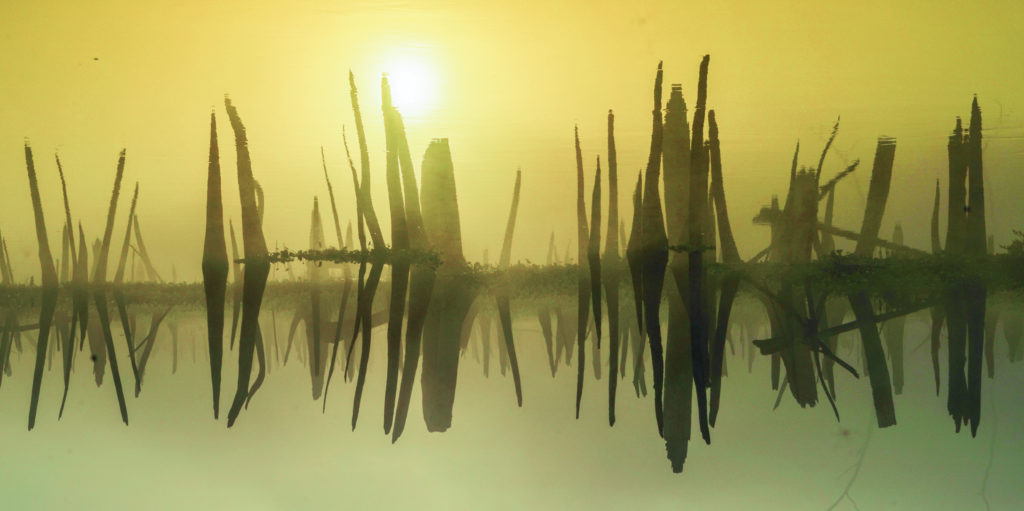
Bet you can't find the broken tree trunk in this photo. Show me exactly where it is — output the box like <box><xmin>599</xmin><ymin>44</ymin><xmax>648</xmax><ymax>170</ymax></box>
<box><xmin>848</xmin><ymin>137</ymin><xmax>898</xmax><ymax>428</ymax></box>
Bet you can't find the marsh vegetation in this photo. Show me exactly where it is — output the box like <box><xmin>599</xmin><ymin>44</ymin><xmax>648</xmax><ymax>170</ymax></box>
<box><xmin>1</xmin><ymin>57</ymin><xmax>1022</xmax><ymax>511</ymax></box>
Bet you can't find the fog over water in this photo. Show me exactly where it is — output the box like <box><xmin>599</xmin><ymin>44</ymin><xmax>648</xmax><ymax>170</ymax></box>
<box><xmin>1</xmin><ymin>1</ymin><xmax>1024</xmax><ymax>510</ymax></box>
<box><xmin>1</xmin><ymin>318</ymin><xmax>1022</xmax><ymax>510</ymax></box>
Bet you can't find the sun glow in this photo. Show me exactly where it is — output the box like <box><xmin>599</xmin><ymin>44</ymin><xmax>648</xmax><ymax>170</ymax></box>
<box><xmin>383</xmin><ymin>54</ymin><xmax>440</xmax><ymax>118</ymax></box>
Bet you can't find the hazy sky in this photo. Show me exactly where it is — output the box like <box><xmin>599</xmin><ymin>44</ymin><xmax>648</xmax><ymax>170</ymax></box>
<box><xmin>2</xmin><ymin>4</ymin><xmax>1024</xmax><ymax>507</ymax></box>
<box><xmin>2</xmin><ymin>0</ymin><xmax>1023</xmax><ymax>280</ymax></box>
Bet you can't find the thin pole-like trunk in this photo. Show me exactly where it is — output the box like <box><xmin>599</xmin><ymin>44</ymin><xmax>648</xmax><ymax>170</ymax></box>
<box><xmin>346</xmin><ymin>72</ymin><xmax>387</xmax><ymax>429</ymax></box>
<box><xmin>391</xmin><ymin>110</ymin><xmax>436</xmax><ymax>440</ymax></box>
<box><xmin>224</xmin><ymin>98</ymin><xmax>272</xmax><ymax>427</ymax></box>
<box><xmin>307</xmin><ymin>198</ymin><xmax>327</xmax><ymax>399</ymax></box>
<box><xmin>24</xmin><ymin>144</ymin><xmax>59</xmax><ymax>430</ymax></box>
<box><xmin>380</xmin><ymin>77</ymin><xmax>411</xmax><ymax>433</ymax></box>
<box><xmin>228</xmin><ymin>221</ymin><xmax>242</xmax><ymax>350</ymax></box>
<box><xmin>496</xmin><ymin>170</ymin><xmax>524</xmax><ymax>407</ymax></box>
<box><xmin>707</xmin><ymin>110</ymin><xmax>742</xmax><ymax>427</ymax></box>
<box><xmin>201</xmin><ymin>112</ymin><xmax>229</xmax><ymax>419</ymax></box>
<box><xmin>91</xmin><ymin>149</ymin><xmax>130</xmax><ymax>425</ymax></box>
<box><xmin>112</xmin><ymin>185</ymin><xmax>142</xmax><ymax>396</ymax></box>
<box><xmin>640</xmin><ymin>62</ymin><xmax>669</xmax><ymax>435</ymax></box>
<box><xmin>945</xmin><ymin>117</ymin><xmax>969</xmax><ymax>431</ymax></box>
<box><xmin>603</xmin><ymin>110</ymin><xmax>621</xmax><ymax>426</ymax></box>
<box><xmin>625</xmin><ymin>173</ymin><xmax>647</xmax><ymax>398</ymax></box>
<box><xmin>321</xmin><ymin>150</ymin><xmax>355</xmax><ymax>410</ymax></box>
<box><xmin>589</xmin><ymin>158</ymin><xmax>603</xmax><ymax>350</ymax></box>
<box><xmin>964</xmin><ymin>98</ymin><xmax>986</xmax><ymax>436</ymax></box>
<box><xmin>682</xmin><ymin>55</ymin><xmax>712</xmax><ymax>446</ymax></box>
<box><xmin>132</xmin><ymin>216</ymin><xmax>162</xmax><ymax>282</ymax></box>
<box><xmin>574</xmin><ymin>127</ymin><xmax>591</xmax><ymax>419</ymax></box>
<box><xmin>848</xmin><ymin>137</ymin><xmax>898</xmax><ymax>428</ymax></box>
<box><xmin>539</xmin><ymin>233</ymin><xmax>558</xmax><ymax>376</ymax></box>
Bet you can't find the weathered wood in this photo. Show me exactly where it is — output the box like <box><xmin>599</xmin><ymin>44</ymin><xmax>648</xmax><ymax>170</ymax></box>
<box><xmin>574</xmin><ymin>126</ymin><xmax>591</xmax><ymax>419</ymax></box>
<box><xmin>380</xmin><ymin>76</ymin><xmax>411</xmax><ymax>434</ymax></box>
<box><xmin>419</xmin><ymin>138</ymin><xmax>476</xmax><ymax>432</ymax></box>
<box><xmin>707</xmin><ymin>110</ymin><xmax>742</xmax><ymax>427</ymax></box>
<box><xmin>662</xmin><ymin>79</ymin><xmax>694</xmax><ymax>471</ymax></box>
<box><xmin>640</xmin><ymin>62</ymin><xmax>669</xmax><ymax>436</ymax></box>
<box><xmin>945</xmin><ymin>117</ymin><xmax>969</xmax><ymax>431</ymax></box>
<box><xmin>224</xmin><ymin>97</ymin><xmax>272</xmax><ymax>428</ymax></box>
<box><xmin>848</xmin><ymin>137</ymin><xmax>898</xmax><ymax>428</ymax></box>
<box><xmin>24</xmin><ymin>144</ymin><xmax>59</xmax><ymax>430</ymax></box>
<box><xmin>603</xmin><ymin>110</ymin><xmax>622</xmax><ymax>426</ymax></box>
<box><xmin>496</xmin><ymin>170</ymin><xmax>524</xmax><ymax>407</ymax></box>
<box><xmin>964</xmin><ymin>98</ymin><xmax>986</xmax><ymax>436</ymax></box>
<box><xmin>201</xmin><ymin>112</ymin><xmax>228</xmax><ymax>419</ymax></box>
<box><xmin>391</xmin><ymin>107</ymin><xmax>437</xmax><ymax>442</ymax></box>
<box><xmin>91</xmin><ymin>149</ymin><xmax>130</xmax><ymax>425</ymax></box>
<box><xmin>929</xmin><ymin>179</ymin><xmax>944</xmax><ymax>395</ymax></box>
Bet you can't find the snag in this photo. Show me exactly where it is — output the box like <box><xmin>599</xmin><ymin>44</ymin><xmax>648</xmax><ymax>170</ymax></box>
<box><xmin>224</xmin><ymin>97</ymin><xmax>272</xmax><ymax>428</ymax></box>
<box><xmin>496</xmin><ymin>170</ymin><xmax>524</xmax><ymax>407</ymax></box>
<box><xmin>24</xmin><ymin>144</ymin><xmax>59</xmax><ymax>430</ymax></box>
<box><xmin>603</xmin><ymin>110</ymin><xmax>622</xmax><ymax>426</ymax></box>
<box><xmin>574</xmin><ymin>126</ymin><xmax>591</xmax><ymax>419</ymax></box>
<box><xmin>91</xmin><ymin>149</ymin><xmax>130</xmax><ymax>425</ymax></box>
<box><xmin>201</xmin><ymin>112</ymin><xmax>229</xmax><ymax>419</ymax></box>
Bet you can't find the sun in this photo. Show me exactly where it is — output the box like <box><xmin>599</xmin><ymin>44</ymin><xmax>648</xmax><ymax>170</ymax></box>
<box><xmin>383</xmin><ymin>54</ymin><xmax>440</xmax><ymax>118</ymax></box>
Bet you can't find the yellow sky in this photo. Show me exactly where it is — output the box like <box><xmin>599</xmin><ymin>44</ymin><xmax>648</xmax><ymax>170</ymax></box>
<box><xmin>2</xmin><ymin>0</ymin><xmax>1023</xmax><ymax>279</ymax></box>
